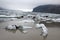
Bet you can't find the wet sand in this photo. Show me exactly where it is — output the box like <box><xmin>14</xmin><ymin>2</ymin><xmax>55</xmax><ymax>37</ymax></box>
<box><xmin>0</xmin><ymin>21</ymin><xmax>60</xmax><ymax>40</ymax></box>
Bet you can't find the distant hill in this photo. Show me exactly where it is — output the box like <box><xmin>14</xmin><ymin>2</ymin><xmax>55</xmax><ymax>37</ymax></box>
<box><xmin>33</xmin><ymin>5</ymin><xmax>60</xmax><ymax>14</ymax></box>
<box><xmin>0</xmin><ymin>7</ymin><xmax>6</xmax><ymax>10</ymax></box>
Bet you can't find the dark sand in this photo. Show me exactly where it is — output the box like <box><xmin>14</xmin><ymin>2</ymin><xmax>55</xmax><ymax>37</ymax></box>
<box><xmin>0</xmin><ymin>21</ymin><xmax>60</xmax><ymax>40</ymax></box>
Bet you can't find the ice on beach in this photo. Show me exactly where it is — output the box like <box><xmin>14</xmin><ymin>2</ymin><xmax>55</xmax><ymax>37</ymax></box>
<box><xmin>5</xmin><ymin>25</ymin><xmax>32</xmax><ymax>33</ymax></box>
<box><xmin>22</xmin><ymin>31</ymin><xmax>28</xmax><ymax>33</ymax></box>
<box><xmin>37</xmin><ymin>24</ymin><xmax>48</xmax><ymax>31</ymax></box>
<box><xmin>52</xmin><ymin>18</ymin><xmax>60</xmax><ymax>22</ymax></box>
<box><xmin>6</xmin><ymin>25</ymin><xmax>16</xmax><ymax>30</ymax></box>
<box><xmin>35</xmin><ymin>24</ymin><xmax>47</xmax><ymax>28</ymax></box>
<box><xmin>21</xmin><ymin>19</ymin><xmax>35</xmax><ymax>23</ymax></box>
<box><xmin>19</xmin><ymin>26</ymin><xmax>32</xmax><ymax>30</ymax></box>
<box><xmin>35</xmin><ymin>24</ymin><xmax>42</xmax><ymax>28</ymax></box>
<box><xmin>18</xmin><ymin>26</ymin><xmax>32</xmax><ymax>33</ymax></box>
<box><xmin>22</xmin><ymin>26</ymin><xmax>32</xmax><ymax>29</ymax></box>
<box><xmin>36</xmin><ymin>23</ymin><xmax>48</xmax><ymax>37</ymax></box>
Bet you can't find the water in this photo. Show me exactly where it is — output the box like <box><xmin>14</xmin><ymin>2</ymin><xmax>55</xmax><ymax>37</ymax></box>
<box><xmin>0</xmin><ymin>21</ymin><xmax>60</xmax><ymax>40</ymax></box>
<box><xmin>0</xmin><ymin>10</ymin><xmax>60</xmax><ymax>40</ymax></box>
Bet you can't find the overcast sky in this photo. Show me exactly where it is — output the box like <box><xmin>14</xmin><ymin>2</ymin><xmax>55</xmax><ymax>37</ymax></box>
<box><xmin>0</xmin><ymin>0</ymin><xmax>60</xmax><ymax>12</ymax></box>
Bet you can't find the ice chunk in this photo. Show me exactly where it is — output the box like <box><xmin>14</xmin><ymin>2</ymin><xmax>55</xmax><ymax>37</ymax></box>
<box><xmin>18</xmin><ymin>26</ymin><xmax>32</xmax><ymax>33</ymax></box>
<box><xmin>6</xmin><ymin>25</ymin><xmax>16</xmax><ymax>30</ymax></box>
<box><xmin>21</xmin><ymin>19</ymin><xmax>35</xmax><ymax>23</ymax></box>
<box><xmin>19</xmin><ymin>26</ymin><xmax>32</xmax><ymax>30</ymax></box>
<box><xmin>35</xmin><ymin>24</ymin><xmax>42</xmax><ymax>29</ymax></box>
<box><xmin>36</xmin><ymin>23</ymin><xmax>48</xmax><ymax>37</ymax></box>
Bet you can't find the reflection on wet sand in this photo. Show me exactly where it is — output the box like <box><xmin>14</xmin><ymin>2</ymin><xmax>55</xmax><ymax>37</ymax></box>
<box><xmin>5</xmin><ymin>29</ymin><xmax>17</xmax><ymax>33</ymax></box>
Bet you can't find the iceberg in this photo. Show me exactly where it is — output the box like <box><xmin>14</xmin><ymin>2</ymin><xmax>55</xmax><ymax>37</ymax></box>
<box><xmin>36</xmin><ymin>23</ymin><xmax>48</xmax><ymax>38</ymax></box>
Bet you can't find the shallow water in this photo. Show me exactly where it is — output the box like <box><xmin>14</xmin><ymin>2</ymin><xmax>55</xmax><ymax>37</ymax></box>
<box><xmin>0</xmin><ymin>21</ymin><xmax>60</xmax><ymax>40</ymax></box>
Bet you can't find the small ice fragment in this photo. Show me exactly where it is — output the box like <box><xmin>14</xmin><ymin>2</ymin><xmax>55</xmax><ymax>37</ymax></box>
<box><xmin>23</xmin><ymin>31</ymin><xmax>28</xmax><ymax>33</ymax></box>
<box><xmin>23</xmin><ymin>26</ymin><xmax>32</xmax><ymax>29</ymax></box>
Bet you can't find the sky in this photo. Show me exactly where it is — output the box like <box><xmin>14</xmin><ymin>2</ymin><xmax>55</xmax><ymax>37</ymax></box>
<box><xmin>0</xmin><ymin>0</ymin><xmax>60</xmax><ymax>12</ymax></box>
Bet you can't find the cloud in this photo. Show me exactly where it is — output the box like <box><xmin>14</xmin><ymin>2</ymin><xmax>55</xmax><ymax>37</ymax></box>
<box><xmin>0</xmin><ymin>0</ymin><xmax>60</xmax><ymax>11</ymax></box>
